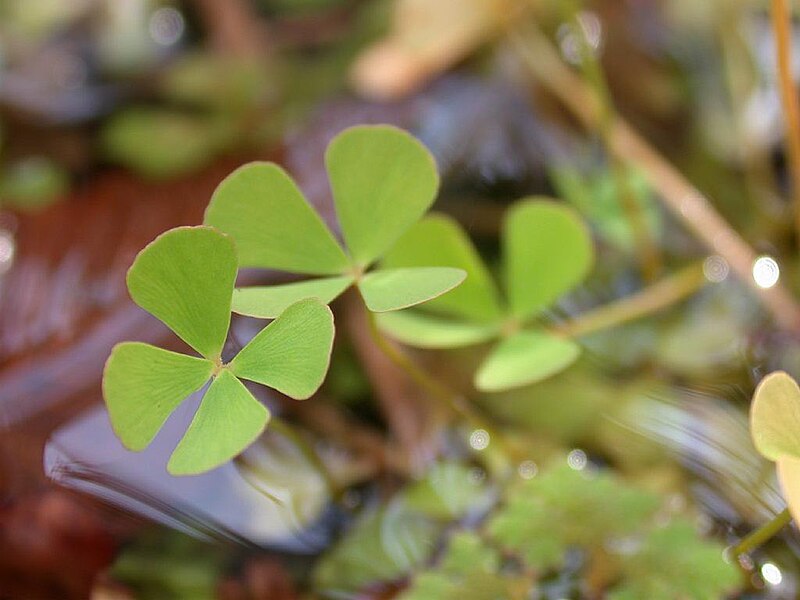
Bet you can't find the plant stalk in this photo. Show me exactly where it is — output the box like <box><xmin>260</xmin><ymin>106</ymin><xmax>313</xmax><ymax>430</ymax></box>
<box><xmin>731</xmin><ymin>508</ymin><xmax>792</xmax><ymax>557</ymax></box>
<box><xmin>509</xmin><ymin>26</ymin><xmax>800</xmax><ymax>332</ymax></box>
<box><xmin>770</xmin><ymin>0</ymin><xmax>800</xmax><ymax>249</ymax></box>
<box><xmin>555</xmin><ymin>262</ymin><xmax>707</xmax><ymax>339</ymax></box>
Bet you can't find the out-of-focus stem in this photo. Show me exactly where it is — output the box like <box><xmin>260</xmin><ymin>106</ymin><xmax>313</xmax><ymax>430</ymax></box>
<box><xmin>770</xmin><ymin>0</ymin><xmax>800</xmax><ymax>249</ymax></box>
<box><xmin>731</xmin><ymin>508</ymin><xmax>792</xmax><ymax>557</ymax></box>
<box><xmin>555</xmin><ymin>262</ymin><xmax>707</xmax><ymax>339</ymax></box>
<box><xmin>571</xmin><ymin>13</ymin><xmax>662</xmax><ymax>281</ymax></box>
<box><xmin>510</xmin><ymin>27</ymin><xmax>800</xmax><ymax>332</ymax></box>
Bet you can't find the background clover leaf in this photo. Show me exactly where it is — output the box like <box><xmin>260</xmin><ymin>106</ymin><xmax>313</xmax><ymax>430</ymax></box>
<box><xmin>750</xmin><ymin>371</ymin><xmax>800</xmax><ymax>523</ymax></box>
<box><xmin>505</xmin><ymin>200</ymin><xmax>594</xmax><ymax>320</ymax></box>
<box><xmin>377</xmin><ymin>202</ymin><xmax>594</xmax><ymax>391</ymax></box>
<box><xmin>203</xmin><ymin>124</ymin><xmax>463</xmax><ymax>318</ymax></box>
<box><xmin>103</xmin><ymin>227</ymin><xmax>335</xmax><ymax>475</ymax></box>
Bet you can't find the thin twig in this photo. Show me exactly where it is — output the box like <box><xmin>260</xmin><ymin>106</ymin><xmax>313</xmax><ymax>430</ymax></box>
<box><xmin>510</xmin><ymin>27</ymin><xmax>800</xmax><ymax>332</ymax></box>
<box><xmin>770</xmin><ymin>0</ymin><xmax>800</xmax><ymax>249</ymax></box>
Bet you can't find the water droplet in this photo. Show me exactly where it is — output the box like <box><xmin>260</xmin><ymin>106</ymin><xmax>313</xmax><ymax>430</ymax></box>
<box><xmin>761</xmin><ymin>562</ymin><xmax>782</xmax><ymax>586</ymax></box>
<box><xmin>703</xmin><ymin>255</ymin><xmax>729</xmax><ymax>282</ymax></box>
<box><xmin>149</xmin><ymin>7</ymin><xmax>185</xmax><ymax>46</ymax></box>
<box><xmin>518</xmin><ymin>460</ymin><xmax>538</xmax><ymax>480</ymax></box>
<box><xmin>752</xmin><ymin>256</ymin><xmax>780</xmax><ymax>289</ymax></box>
<box><xmin>469</xmin><ymin>429</ymin><xmax>490</xmax><ymax>451</ymax></box>
<box><xmin>567</xmin><ymin>449</ymin><xmax>587</xmax><ymax>470</ymax></box>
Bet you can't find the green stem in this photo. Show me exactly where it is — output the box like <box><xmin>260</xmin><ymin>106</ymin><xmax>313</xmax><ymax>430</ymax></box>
<box><xmin>567</xmin><ymin>5</ymin><xmax>662</xmax><ymax>281</ymax></box>
<box><xmin>554</xmin><ymin>262</ymin><xmax>707</xmax><ymax>339</ymax></box>
<box><xmin>731</xmin><ymin>508</ymin><xmax>792</xmax><ymax>557</ymax></box>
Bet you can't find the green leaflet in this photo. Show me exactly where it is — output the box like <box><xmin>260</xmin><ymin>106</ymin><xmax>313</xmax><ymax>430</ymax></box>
<box><xmin>205</xmin><ymin>162</ymin><xmax>350</xmax><ymax>275</ymax></box>
<box><xmin>103</xmin><ymin>342</ymin><xmax>213</xmax><ymax>451</ymax></box>
<box><xmin>326</xmin><ymin>125</ymin><xmax>440</xmax><ymax>267</ymax></box>
<box><xmin>230</xmin><ymin>298</ymin><xmax>335</xmax><ymax>399</ymax></box>
<box><xmin>168</xmin><ymin>370</ymin><xmax>269</xmax><ymax>475</ymax></box>
<box><xmin>381</xmin><ymin>214</ymin><xmax>503</xmax><ymax>321</ymax></box>
<box><xmin>357</xmin><ymin>267</ymin><xmax>466</xmax><ymax>313</ymax></box>
<box><xmin>104</xmin><ymin>227</ymin><xmax>337</xmax><ymax>475</ymax></box>
<box><xmin>376</xmin><ymin>198</ymin><xmax>594</xmax><ymax>392</ymax></box>
<box><xmin>126</xmin><ymin>226</ymin><xmax>236</xmax><ymax>359</ymax></box>
<box><xmin>375</xmin><ymin>310</ymin><xmax>499</xmax><ymax>349</ymax></box>
<box><xmin>232</xmin><ymin>275</ymin><xmax>353</xmax><ymax>318</ymax></box>
<box><xmin>474</xmin><ymin>331</ymin><xmax>580</xmax><ymax>392</ymax></box>
<box><xmin>504</xmin><ymin>199</ymin><xmax>594</xmax><ymax>320</ymax></box>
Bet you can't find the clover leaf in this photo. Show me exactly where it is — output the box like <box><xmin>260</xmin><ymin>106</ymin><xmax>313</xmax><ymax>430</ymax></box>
<box><xmin>203</xmin><ymin>125</ymin><xmax>466</xmax><ymax>318</ymax></box>
<box><xmin>749</xmin><ymin>371</ymin><xmax>800</xmax><ymax>523</ymax></box>
<box><xmin>376</xmin><ymin>201</ymin><xmax>594</xmax><ymax>391</ymax></box>
<box><xmin>102</xmin><ymin>226</ymin><xmax>335</xmax><ymax>475</ymax></box>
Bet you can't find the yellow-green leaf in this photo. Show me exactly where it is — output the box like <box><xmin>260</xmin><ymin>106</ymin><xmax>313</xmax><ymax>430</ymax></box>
<box><xmin>750</xmin><ymin>371</ymin><xmax>800</xmax><ymax>461</ymax></box>
<box><xmin>475</xmin><ymin>330</ymin><xmax>580</xmax><ymax>392</ymax></box>
<box><xmin>205</xmin><ymin>162</ymin><xmax>350</xmax><ymax>275</ymax></box>
<box><xmin>376</xmin><ymin>310</ymin><xmax>499</xmax><ymax>349</ymax></box>
<box><xmin>326</xmin><ymin>125</ymin><xmax>439</xmax><ymax>266</ymax></box>
<box><xmin>230</xmin><ymin>299</ymin><xmax>335</xmax><ymax>399</ymax></box>
<box><xmin>232</xmin><ymin>276</ymin><xmax>353</xmax><ymax>319</ymax></box>
<box><xmin>504</xmin><ymin>199</ymin><xmax>594</xmax><ymax>320</ymax></box>
<box><xmin>358</xmin><ymin>267</ymin><xmax>466</xmax><ymax>313</ymax></box>
<box><xmin>126</xmin><ymin>226</ymin><xmax>236</xmax><ymax>359</ymax></box>
<box><xmin>381</xmin><ymin>214</ymin><xmax>504</xmax><ymax>321</ymax></box>
<box><xmin>167</xmin><ymin>369</ymin><xmax>269</xmax><ymax>475</ymax></box>
<box><xmin>103</xmin><ymin>342</ymin><xmax>213</xmax><ymax>451</ymax></box>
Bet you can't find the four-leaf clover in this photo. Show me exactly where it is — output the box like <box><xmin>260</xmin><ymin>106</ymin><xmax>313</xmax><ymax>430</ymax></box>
<box><xmin>203</xmin><ymin>125</ymin><xmax>466</xmax><ymax>318</ymax></box>
<box><xmin>102</xmin><ymin>226</ymin><xmax>334</xmax><ymax>475</ymax></box>
<box><xmin>750</xmin><ymin>371</ymin><xmax>800</xmax><ymax>523</ymax></box>
<box><xmin>376</xmin><ymin>199</ymin><xmax>594</xmax><ymax>391</ymax></box>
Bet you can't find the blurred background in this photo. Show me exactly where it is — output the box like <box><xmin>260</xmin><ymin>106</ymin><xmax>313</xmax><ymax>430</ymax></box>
<box><xmin>4</xmin><ymin>0</ymin><xmax>800</xmax><ymax>598</ymax></box>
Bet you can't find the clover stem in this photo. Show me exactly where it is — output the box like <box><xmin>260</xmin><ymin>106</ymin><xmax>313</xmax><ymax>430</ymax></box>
<box><xmin>730</xmin><ymin>508</ymin><xmax>792</xmax><ymax>558</ymax></box>
<box><xmin>554</xmin><ymin>261</ymin><xmax>707</xmax><ymax>339</ymax></box>
<box><xmin>509</xmin><ymin>25</ymin><xmax>800</xmax><ymax>332</ymax></box>
<box><xmin>365</xmin><ymin>309</ymin><xmax>524</xmax><ymax>464</ymax></box>
<box><xmin>770</xmin><ymin>0</ymin><xmax>800</xmax><ymax>251</ymax></box>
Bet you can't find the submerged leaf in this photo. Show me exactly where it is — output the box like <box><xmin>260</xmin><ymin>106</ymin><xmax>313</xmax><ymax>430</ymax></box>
<box><xmin>381</xmin><ymin>214</ymin><xmax>504</xmax><ymax>321</ymax></box>
<box><xmin>205</xmin><ymin>162</ymin><xmax>350</xmax><ymax>275</ymax></box>
<box><xmin>103</xmin><ymin>342</ymin><xmax>213</xmax><ymax>451</ymax></box>
<box><xmin>230</xmin><ymin>299</ymin><xmax>335</xmax><ymax>399</ymax></box>
<box><xmin>376</xmin><ymin>310</ymin><xmax>499</xmax><ymax>349</ymax></box>
<box><xmin>126</xmin><ymin>226</ymin><xmax>236</xmax><ymax>359</ymax></box>
<box><xmin>358</xmin><ymin>267</ymin><xmax>466</xmax><ymax>313</ymax></box>
<box><xmin>402</xmin><ymin>462</ymin><xmax>490</xmax><ymax>519</ymax></box>
<box><xmin>608</xmin><ymin>520</ymin><xmax>739</xmax><ymax>600</ymax></box>
<box><xmin>326</xmin><ymin>125</ymin><xmax>439</xmax><ymax>266</ymax></box>
<box><xmin>488</xmin><ymin>464</ymin><xmax>659</xmax><ymax>570</ymax></box>
<box><xmin>168</xmin><ymin>370</ymin><xmax>269</xmax><ymax>475</ymax></box>
<box><xmin>232</xmin><ymin>275</ymin><xmax>353</xmax><ymax>318</ymax></box>
<box><xmin>504</xmin><ymin>199</ymin><xmax>593</xmax><ymax>320</ymax></box>
<box><xmin>314</xmin><ymin>505</ymin><xmax>439</xmax><ymax>595</ymax></box>
<box><xmin>475</xmin><ymin>330</ymin><xmax>580</xmax><ymax>392</ymax></box>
